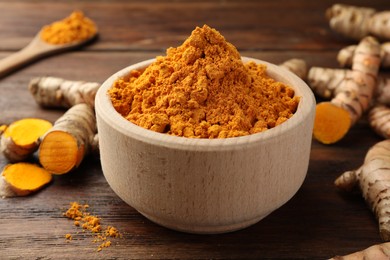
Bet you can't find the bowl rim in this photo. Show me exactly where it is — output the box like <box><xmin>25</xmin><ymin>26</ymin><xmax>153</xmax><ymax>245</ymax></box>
<box><xmin>95</xmin><ymin>57</ymin><xmax>315</xmax><ymax>151</ymax></box>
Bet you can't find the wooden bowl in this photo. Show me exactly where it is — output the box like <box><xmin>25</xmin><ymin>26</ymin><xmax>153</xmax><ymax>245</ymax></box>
<box><xmin>95</xmin><ymin>57</ymin><xmax>316</xmax><ymax>234</ymax></box>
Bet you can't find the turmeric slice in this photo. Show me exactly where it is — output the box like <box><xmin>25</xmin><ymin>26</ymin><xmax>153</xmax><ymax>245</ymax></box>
<box><xmin>1</xmin><ymin>162</ymin><xmax>52</xmax><ymax>196</ymax></box>
<box><xmin>39</xmin><ymin>103</ymin><xmax>97</xmax><ymax>174</ymax></box>
<box><xmin>0</xmin><ymin>125</ymin><xmax>7</xmax><ymax>135</ymax></box>
<box><xmin>313</xmin><ymin>102</ymin><xmax>351</xmax><ymax>144</ymax></box>
<box><xmin>0</xmin><ymin>118</ymin><xmax>52</xmax><ymax>162</ymax></box>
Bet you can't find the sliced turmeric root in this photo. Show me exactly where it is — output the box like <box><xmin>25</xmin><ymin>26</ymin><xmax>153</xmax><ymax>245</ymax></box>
<box><xmin>309</xmin><ymin>37</ymin><xmax>380</xmax><ymax>144</ymax></box>
<box><xmin>1</xmin><ymin>162</ymin><xmax>52</xmax><ymax>196</ymax></box>
<box><xmin>0</xmin><ymin>118</ymin><xmax>52</xmax><ymax>162</ymax></box>
<box><xmin>39</xmin><ymin>131</ymin><xmax>85</xmax><ymax>174</ymax></box>
<box><xmin>39</xmin><ymin>103</ymin><xmax>96</xmax><ymax>175</ymax></box>
<box><xmin>313</xmin><ymin>102</ymin><xmax>351</xmax><ymax>144</ymax></box>
<box><xmin>0</xmin><ymin>124</ymin><xmax>7</xmax><ymax>135</ymax></box>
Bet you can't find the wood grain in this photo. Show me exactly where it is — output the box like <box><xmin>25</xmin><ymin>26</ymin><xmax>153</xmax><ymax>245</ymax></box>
<box><xmin>1</xmin><ymin>0</ymin><xmax>390</xmax><ymax>259</ymax></box>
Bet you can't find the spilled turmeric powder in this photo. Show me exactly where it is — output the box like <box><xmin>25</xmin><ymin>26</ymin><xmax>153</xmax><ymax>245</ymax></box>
<box><xmin>40</xmin><ymin>11</ymin><xmax>97</xmax><ymax>45</ymax></box>
<box><xmin>109</xmin><ymin>25</ymin><xmax>299</xmax><ymax>138</ymax></box>
<box><xmin>63</xmin><ymin>202</ymin><xmax>121</xmax><ymax>252</ymax></box>
<box><xmin>65</xmin><ymin>233</ymin><xmax>72</xmax><ymax>241</ymax></box>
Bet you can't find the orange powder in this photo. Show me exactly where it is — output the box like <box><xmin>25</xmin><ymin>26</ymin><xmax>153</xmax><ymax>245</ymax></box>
<box><xmin>109</xmin><ymin>25</ymin><xmax>299</xmax><ymax>138</ymax></box>
<box><xmin>63</xmin><ymin>202</ymin><xmax>121</xmax><ymax>252</ymax></box>
<box><xmin>40</xmin><ymin>11</ymin><xmax>97</xmax><ymax>45</ymax></box>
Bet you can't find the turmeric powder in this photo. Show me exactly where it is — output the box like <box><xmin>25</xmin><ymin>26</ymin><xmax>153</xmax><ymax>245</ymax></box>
<box><xmin>109</xmin><ymin>25</ymin><xmax>299</xmax><ymax>138</ymax></box>
<box><xmin>40</xmin><ymin>11</ymin><xmax>97</xmax><ymax>45</ymax></box>
<box><xmin>65</xmin><ymin>234</ymin><xmax>72</xmax><ymax>241</ymax></box>
<box><xmin>63</xmin><ymin>202</ymin><xmax>121</xmax><ymax>252</ymax></box>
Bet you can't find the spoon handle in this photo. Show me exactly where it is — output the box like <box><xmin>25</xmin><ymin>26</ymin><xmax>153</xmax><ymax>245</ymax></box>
<box><xmin>0</xmin><ymin>32</ymin><xmax>96</xmax><ymax>79</ymax></box>
<box><xmin>0</xmin><ymin>44</ymin><xmax>42</xmax><ymax>79</ymax></box>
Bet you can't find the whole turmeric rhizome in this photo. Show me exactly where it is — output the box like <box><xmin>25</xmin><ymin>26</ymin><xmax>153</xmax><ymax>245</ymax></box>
<box><xmin>109</xmin><ymin>25</ymin><xmax>299</xmax><ymax>139</ymax></box>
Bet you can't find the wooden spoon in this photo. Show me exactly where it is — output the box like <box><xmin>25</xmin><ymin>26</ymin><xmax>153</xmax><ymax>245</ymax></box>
<box><xmin>0</xmin><ymin>29</ymin><xmax>97</xmax><ymax>79</ymax></box>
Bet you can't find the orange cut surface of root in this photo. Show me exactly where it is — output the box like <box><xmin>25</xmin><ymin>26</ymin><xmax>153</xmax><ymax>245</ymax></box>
<box><xmin>3</xmin><ymin>118</ymin><xmax>52</xmax><ymax>147</ymax></box>
<box><xmin>2</xmin><ymin>162</ymin><xmax>52</xmax><ymax>196</ymax></box>
<box><xmin>39</xmin><ymin>131</ymin><xmax>82</xmax><ymax>174</ymax></box>
<box><xmin>0</xmin><ymin>125</ymin><xmax>7</xmax><ymax>135</ymax></box>
<box><xmin>313</xmin><ymin>102</ymin><xmax>351</xmax><ymax>144</ymax></box>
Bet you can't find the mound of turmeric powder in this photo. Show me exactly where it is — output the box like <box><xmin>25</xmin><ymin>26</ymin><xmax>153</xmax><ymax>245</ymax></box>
<box><xmin>40</xmin><ymin>11</ymin><xmax>97</xmax><ymax>45</ymax></box>
<box><xmin>109</xmin><ymin>25</ymin><xmax>299</xmax><ymax>138</ymax></box>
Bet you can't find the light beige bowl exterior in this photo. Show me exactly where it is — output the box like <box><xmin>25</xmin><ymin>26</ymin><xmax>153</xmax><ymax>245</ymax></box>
<box><xmin>95</xmin><ymin>57</ymin><xmax>316</xmax><ymax>234</ymax></box>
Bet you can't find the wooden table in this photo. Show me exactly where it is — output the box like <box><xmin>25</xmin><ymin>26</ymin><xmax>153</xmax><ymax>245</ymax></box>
<box><xmin>1</xmin><ymin>1</ymin><xmax>389</xmax><ymax>259</ymax></box>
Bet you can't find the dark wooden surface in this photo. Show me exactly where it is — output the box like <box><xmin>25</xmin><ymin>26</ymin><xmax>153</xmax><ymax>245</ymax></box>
<box><xmin>1</xmin><ymin>0</ymin><xmax>390</xmax><ymax>259</ymax></box>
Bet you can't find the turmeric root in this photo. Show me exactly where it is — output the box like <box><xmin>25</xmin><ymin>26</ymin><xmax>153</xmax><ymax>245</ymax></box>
<box><xmin>308</xmin><ymin>68</ymin><xmax>390</xmax><ymax>106</ymax></box>
<box><xmin>368</xmin><ymin>105</ymin><xmax>390</xmax><ymax>139</ymax></box>
<box><xmin>279</xmin><ymin>58</ymin><xmax>308</xmax><ymax>81</ymax></box>
<box><xmin>326</xmin><ymin>4</ymin><xmax>375</xmax><ymax>40</ymax></box>
<box><xmin>311</xmin><ymin>36</ymin><xmax>381</xmax><ymax>144</ymax></box>
<box><xmin>307</xmin><ymin>67</ymin><xmax>351</xmax><ymax>100</ymax></box>
<box><xmin>308</xmin><ymin>67</ymin><xmax>390</xmax><ymax>108</ymax></box>
<box><xmin>1</xmin><ymin>118</ymin><xmax>52</xmax><ymax>162</ymax></box>
<box><xmin>90</xmin><ymin>133</ymin><xmax>99</xmax><ymax>154</ymax></box>
<box><xmin>338</xmin><ymin>42</ymin><xmax>390</xmax><ymax>68</ymax></box>
<box><xmin>335</xmin><ymin>139</ymin><xmax>390</xmax><ymax>241</ymax></box>
<box><xmin>29</xmin><ymin>76</ymin><xmax>100</xmax><ymax>108</ymax></box>
<box><xmin>1</xmin><ymin>162</ymin><xmax>52</xmax><ymax>196</ymax></box>
<box><xmin>39</xmin><ymin>103</ymin><xmax>97</xmax><ymax>174</ymax></box>
<box><xmin>0</xmin><ymin>176</ymin><xmax>17</xmax><ymax>198</ymax></box>
<box><xmin>330</xmin><ymin>242</ymin><xmax>390</xmax><ymax>259</ymax></box>
<box><xmin>326</xmin><ymin>4</ymin><xmax>390</xmax><ymax>40</ymax></box>
<box><xmin>0</xmin><ymin>125</ymin><xmax>7</xmax><ymax>136</ymax></box>
<box><xmin>374</xmin><ymin>77</ymin><xmax>390</xmax><ymax>106</ymax></box>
